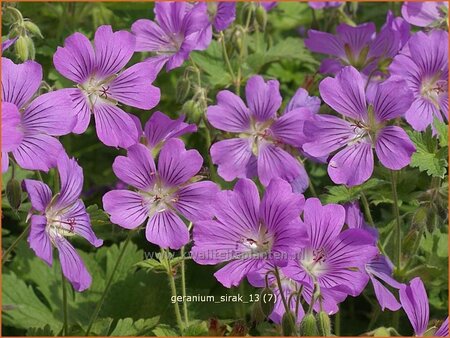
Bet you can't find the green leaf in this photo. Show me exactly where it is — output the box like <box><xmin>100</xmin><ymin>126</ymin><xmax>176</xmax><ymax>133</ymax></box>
<box><xmin>2</xmin><ymin>272</ymin><xmax>60</xmax><ymax>332</ymax></box>
<box><xmin>86</xmin><ymin>204</ymin><xmax>110</xmax><ymax>226</ymax></box>
<box><xmin>27</xmin><ymin>324</ymin><xmax>55</xmax><ymax>336</ymax></box>
<box><xmin>183</xmin><ymin>321</ymin><xmax>209</xmax><ymax>336</ymax></box>
<box><xmin>153</xmin><ymin>324</ymin><xmax>179</xmax><ymax>336</ymax></box>
<box><xmin>109</xmin><ymin>317</ymin><xmax>160</xmax><ymax>336</ymax></box>
<box><xmin>322</xmin><ymin>178</ymin><xmax>385</xmax><ymax>204</ymax></box>
<box><xmin>134</xmin><ymin>259</ymin><xmax>167</xmax><ymax>273</ymax></box>
<box><xmin>408</xmin><ymin>128</ymin><xmax>448</xmax><ymax>178</ymax></box>
<box><xmin>433</xmin><ymin>118</ymin><xmax>448</xmax><ymax>148</ymax></box>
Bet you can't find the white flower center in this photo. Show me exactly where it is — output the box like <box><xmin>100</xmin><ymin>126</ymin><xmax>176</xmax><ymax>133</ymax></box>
<box><xmin>421</xmin><ymin>77</ymin><xmax>447</xmax><ymax>108</ymax></box>
<box><xmin>300</xmin><ymin>247</ymin><xmax>328</xmax><ymax>277</ymax></box>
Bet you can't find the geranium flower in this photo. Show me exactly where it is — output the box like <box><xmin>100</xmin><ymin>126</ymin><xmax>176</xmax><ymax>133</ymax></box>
<box><xmin>283</xmin><ymin>198</ymin><xmax>378</xmax><ymax>297</ymax></box>
<box><xmin>53</xmin><ymin>25</ymin><xmax>160</xmax><ymax>148</ymax></box>
<box><xmin>207</xmin><ymin>75</ymin><xmax>310</xmax><ymax>193</ymax></box>
<box><xmin>1</xmin><ymin>58</ymin><xmax>75</xmax><ymax>172</ymax></box>
<box><xmin>401</xmin><ymin>2</ymin><xmax>448</xmax><ymax>27</ymax></box>
<box><xmin>345</xmin><ymin>202</ymin><xmax>402</xmax><ymax>311</ymax></box>
<box><xmin>305</xmin><ymin>12</ymin><xmax>410</xmax><ymax>75</ymax></box>
<box><xmin>2</xmin><ymin>37</ymin><xmax>17</xmax><ymax>51</ymax></box>
<box><xmin>191</xmin><ymin>178</ymin><xmax>307</xmax><ymax>288</ymax></box>
<box><xmin>131</xmin><ymin>2</ymin><xmax>210</xmax><ymax>73</ymax></box>
<box><xmin>390</xmin><ymin>29</ymin><xmax>448</xmax><ymax>131</ymax></box>
<box><xmin>23</xmin><ymin>156</ymin><xmax>103</xmax><ymax>291</ymax></box>
<box><xmin>303</xmin><ymin>66</ymin><xmax>416</xmax><ymax>186</ymax></box>
<box><xmin>103</xmin><ymin>139</ymin><xmax>218</xmax><ymax>249</ymax></box>
<box><xmin>308</xmin><ymin>2</ymin><xmax>342</xmax><ymax>9</ymax></box>
<box><xmin>130</xmin><ymin>111</ymin><xmax>197</xmax><ymax>152</ymax></box>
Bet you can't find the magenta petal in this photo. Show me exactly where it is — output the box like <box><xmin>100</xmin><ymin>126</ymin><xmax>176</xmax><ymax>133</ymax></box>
<box><xmin>2</xmin><ymin>152</ymin><xmax>9</xmax><ymax>173</ymax></box>
<box><xmin>173</xmin><ymin>181</ymin><xmax>219</xmax><ymax>221</ymax></box>
<box><xmin>65</xmin><ymin>88</ymin><xmax>92</xmax><ymax>134</ymax></box>
<box><xmin>328</xmin><ymin>141</ymin><xmax>374</xmax><ymax>186</ymax></box>
<box><xmin>210</xmin><ymin>138</ymin><xmax>255</xmax><ymax>181</ymax></box>
<box><xmin>94</xmin><ymin>25</ymin><xmax>135</xmax><ymax>78</ymax></box>
<box><xmin>375</xmin><ymin>126</ymin><xmax>415</xmax><ymax>170</ymax></box>
<box><xmin>53</xmin><ymin>32</ymin><xmax>95</xmax><ymax>83</ymax></box>
<box><xmin>146</xmin><ymin>209</ymin><xmax>189</xmax><ymax>249</ymax></box>
<box><xmin>28</xmin><ymin>215</ymin><xmax>53</xmax><ymax>266</ymax></box>
<box><xmin>22</xmin><ymin>179</ymin><xmax>52</xmax><ymax>212</ymax></box>
<box><xmin>401</xmin><ymin>2</ymin><xmax>447</xmax><ymax>27</ymax></box>
<box><xmin>372</xmin><ymin>79</ymin><xmax>414</xmax><ymax>122</ymax></box>
<box><xmin>305</xmin><ymin>30</ymin><xmax>345</xmax><ymax>57</ymax></box>
<box><xmin>132</xmin><ymin>19</ymin><xmax>171</xmax><ymax>52</ymax></box>
<box><xmin>400</xmin><ymin>277</ymin><xmax>429</xmax><ymax>336</ymax></box>
<box><xmin>257</xmin><ymin>142</ymin><xmax>303</xmax><ymax>187</ymax></box>
<box><xmin>12</xmin><ymin>134</ymin><xmax>64</xmax><ymax>172</ymax></box>
<box><xmin>336</xmin><ymin>23</ymin><xmax>376</xmax><ymax>54</ymax></box>
<box><xmin>405</xmin><ymin>97</ymin><xmax>439</xmax><ymax>131</ymax></box>
<box><xmin>214</xmin><ymin>259</ymin><xmax>266</xmax><ymax>288</ymax></box>
<box><xmin>144</xmin><ymin>111</ymin><xmax>197</xmax><ymax>149</ymax></box>
<box><xmin>284</xmin><ymin>88</ymin><xmax>321</xmax><ymax>114</ymax></box>
<box><xmin>207</xmin><ymin>90</ymin><xmax>251</xmax><ymax>132</ymax></box>
<box><xmin>158</xmin><ymin>139</ymin><xmax>203</xmax><ymax>187</ymax></box>
<box><xmin>435</xmin><ymin>317</ymin><xmax>449</xmax><ymax>337</ymax></box>
<box><xmin>2</xmin><ymin>102</ymin><xmax>23</xmax><ymax>152</ymax></box>
<box><xmin>214</xmin><ymin>2</ymin><xmax>236</xmax><ymax>31</ymax></box>
<box><xmin>2</xmin><ymin>58</ymin><xmax>42</xmax><ymax>109</ymax></box>
<box><xmin>108</xmin><ymin>61</ymin><xmax>160</xmax><ymax>110</ymax></box>
<box><xmin>112</xmin><ymin>143</ymin><xmax>156</xmax><ymax>190</ymax></box>
<box><xmin>93</xmin><ymin>103</ymin><xmax>138</xmax><ymax>148</ymax></box>
<box><xmin>269</xmin><ymin>108</ymin><xmax>309</xmax><ymax>147</ymax></box>
<box><xmin>245</xmin><ymin>76</ymin><xmax>282</xmax><ymax>122</ymax></box>
<box><xmin>56</xmin><ymin>237</ymin><xmax>92</xmax><ymax>292</ymax></box>
<box><xmin>54</xmin><ymin>156</ymin><xmax>83</xmax><ymax>209</ymax></box>
<box><xmin>22</xmin><ymin>90</ymin><xmax>75</xmax><ymax>136</ymax></box>
<box><xmin>103</xmin><ymin>190</ymin><xmax>149</xmax><ymax>229</ymax></box>
<box><xmin>370</xmin><ymin>276</ymin><xmax>401</xmax><ymax>311</ymax></box>
<box><xmin>319</xmin><ymin>66</ymin><xmax>368</xmax><ymax>121</ymax></box>
<box><xmin>260</xmin><ymin>178</ymin><xmax>304</xmax><ymax>232</ymax></box>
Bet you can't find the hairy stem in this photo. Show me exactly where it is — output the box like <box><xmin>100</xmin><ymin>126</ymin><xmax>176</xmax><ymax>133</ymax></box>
<box><xmin>61</xmin><ymin>267</ymin><xmax>68</xmax><ymax>336</ymax></box>
<box><xmin>180</xmin><ymin>224</ymin><xmax>192</xmax><ymax>326</ymax></box>
<box><xmin>219</xmin><ymin>31</ymin><xmax>235</xmax><ymax>82</ymax></box>
<box><xmin>390</xmin><ymin>171</ymin><xmax>402</xmax><ymax>271</ymax></box>
<box><xmin>2</xmin><ymin>223</ymin><xmax>30</xmax><ymax>265</ymax></box>
<box><xmin>85</xmin><ymin>230</ymin><xmax>134</xmax><ymax>335</ymax></box>
<box><xmin>273</xmin><ymin>267</ymin><xmax>297</xmax><ymax>335</ymax></box>
<box><xmin>164</xmin><ymin>248</ymin><xmax>184</xmax><ymax>331</ymax></box>
<box><xmin>360</xmin><ymin>192</ymin><xmax>375</xmax><ymax>227</ymax></box>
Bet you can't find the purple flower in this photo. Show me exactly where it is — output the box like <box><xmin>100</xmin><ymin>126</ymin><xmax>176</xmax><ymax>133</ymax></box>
<box><xmin>2</xmin><ymin>37</ymin><xmax>17</xmax><ymax>52</ymax></box>
<box><xmin>400</xmin><ymin>277</ymin><xmax>429</xmax><ymax>336</ymax></box>
<box><xmin>303</xmin><ymin>66</ymin><xmax>416</xmax><ymax>186</ymax></box>
<box><xmin>103</xmin><ymin>140</ymin><xmax>218</xmax><ymax>250</ymax></box>
<box><xmin>191</xmin><ymin>178</ymin><xmax>307</xmax><ymax>288</ymax></box>
<box><xmin>284</xmin><ymin>87</ymin><xmax>321</xmax><ymax>115</ymax></box>
<box><xmin>53</xmin><ymin>25</ymin><xmax>160</xmax><ymax>148</ymax></box>
<box><xmin>204</xmin><ymin>2</ymin><xmax>236</xmax><ymax>31</ymax></box>
<box><xmin>1</xmin><ymin>58</ymin><xmax>75</xmax><ymax>172</ymax></box>
<box><xmin>259</xmin><ymin>2</ymin><xmax>277</xmax><ymax>11</ymax></box>
<box><xmin>308</xmin><ymin>2</ymin><xmax>342</xmax><ymax>9</ymax></box>
<box><xmin>345</xmin><ymin>202</ymin><xmax>402</xmax><ymax>311</ymax></box>
<box><xmin>283</xmin><ymin>198</ymin><xmax>377</xmax><ymax>297</ymax></box>
<box><xmin>435</xmin><ymin>317</ymin><xmax>449</xmax><ymax>337</ymax></box>
<box><xmin>130</xmin><ymin>111</ymin><xmax>197</xmax><ymax>151</ymax></box>
<box><xmin>131</xmin><ymin>2</ymin><xmax>211</xmax><ymax>73</ymax></box>
<box><xmin>390</xmin><ymin>30</ymin><xmax>448</xmax><ymax>131</ymax></box>
<box><xmin>402</xmin><ymin>2</ymin><xmax>448</xmax><ymax>27</ymax></box>
<box><xmin>207</xmin><ymin>75</ymin><xmax>310</xmax><ymax>193</ymax></box>
<box><xmin>23</xmin><ymin>156</ymin><xmax>103</xmax><ymax>292</ymax></box>
<box><xmin>305</xmin><ymin>12</ymin><xmax>410</xmax><ymax>75</ymax></box>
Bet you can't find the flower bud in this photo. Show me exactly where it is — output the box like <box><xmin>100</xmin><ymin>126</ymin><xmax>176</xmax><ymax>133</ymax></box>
<box><xmin>281</xmin><ymin>311</ymin><xmax>297</xmax><ymax>336</ymax></box>
<box><xmin>251</xmin><ymin>302</ymin><xmax>265</xmax><ymax>324</ymax></box>
<box><xmin>176</xmin><ymin>77</ymin><xmax>191</xmax><ymax>103</ymax></box>
<box><xmin>255</xmin><ymin>6</ymin><xmax>268</xmax><ymax>31</ymax></box>
<box><xmin>25</xmin><ymin>35</ymin><xmax>35</xmax><ymax>60</ymax></box>
<box><xmin>259</xmin><ymin>287</ymin><xmax>275</xmax><ymax>317</ymax></box>
<box><xmin>15</xmin><ymin>35</ymin><xmax>29</xmax><ymax>61</ymax></box>
<box><xmin>299</xmin><ymin>313</ymin><xmax>318</xmax><ymax>336</ymax></box>
<box><xmin>24</xmin><ymin>21</ymin><xmax>43</xmax><ymax>38</ymax></box>
<box><xmin>6</xmin><ymin>179</ymin><xmax>22</xmax><ymax>210</ymax></box>
<box><xmin>317</xmin><ymin>311</ymin><xmax>332</xmax><ymax>336</ymax></box>
<box><xmin>182</xmin><ymin>99</ymin><xmax>203</xmax><ymax>123</ymax></box>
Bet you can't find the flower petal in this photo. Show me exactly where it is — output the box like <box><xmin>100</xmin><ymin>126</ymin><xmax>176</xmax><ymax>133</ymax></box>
<box><xmin>56</xmin><ymin>237</ymin><xmax>92</xmax><ymax>292</ymax></box>
<box><xmin>435</xmin><ymin>317</ymin><xmax>449</xmax><ymax>337</ymax></box>
<box><xmin>214</xmin><ymin>259</ymin><xmax>266</xmax><ymax>288</ymax></box>
<box><xmin>22</xmin><ymin>180</ymin><xmax>52</xmax><ymax>212</ymax></box>
<box><xmin>158</xmin><ymin>139</ymin><xmax>203</xmax><ymax>187</ymax></box>
<box><xmin>173</xmin><ymin>181</ymin><xmax>219</xmax><ymax>221</ymax></box>
<box><xmin>328</xmin><ymin>141</ymin><xmax>374</xmax><ymax>186</ymax></box>
<box><xmin>207</xmin><ymin>90</ymin><xmax>251</xmax><ymax>132</ymax></box>
<box><xmin>336</xmin><ymin>23</ymin><xmax>376</xmax><ymax>56</ymax></box>
<box><xmin>405</xmin><ymin>97</ymin><xmax>439</xmax><ymax>131</ymax></box>
<box><xmin>401</xmin><ymin>2</ymin><xmax>447</xmax><ymax>27</ymax></box>
<box><xmin>146</xmin><ymin>209</ymin><xmax>189</xmax><ymax>249</ymax></box>
<box><xmin>370</xmin><ymin>276</ymin><xmax>401</xmax><ymax>311</ymax></box>
<box><xmin>2</xmin><ymin>152</ymin><xmax>9</xmax><ymax>173</ymax></box>
<box><xmin>2</xmin><ymin>102</ymin><xmax>23</xmax><ymax>152</ymax></box>
<box><xmin>375</xmin><ymin>126</ymin><xmax>415</xmax><ymax>170</ymax></box>
<box><xmin>210</xmin><ymin>138</ymin><xmax>255</xmax><ymax>181</ymax></box>
<box><xmin>12</xmin><ymin>134</ymin><xmax>64</xmax><ymax>172</ymax></box>
<box><xmin>371</xmin><ymin>79</ymin><xmax>414</xmax><ymax>122</ymax></box>
<box><xmin>54</xmin><ymin>156</ymin><xmax>83</xmax><ymax>209</ymax></box>
<box><xmin>93</xmin><ymin>102</ymin><xmax>138</xmax><ymax>148</ymax></box>
<box><xmin>94</xmin><ymin>25</ymin><xmax>135</xmax><ymax>78</ymax></box>
<box><xmin>319</xmin><ymin>66</ymin><xmax>368</xmax><ymax>121</ymax></box>
<box><xmin>245</xmin><ymin>75</ymin><xmax>281</xmax><ymax>121</ymax></box>
<box><xmin>132</xmin><ymin>19</ymin><xmax>172</xmax><ymax>52</ymax></box>
<box><xmin>214</xmin><ymin>2</ymin><xmax>236</xmax><ymax>31</ymax></box>
<box><xmin>65</xmin><ymin>88</ymin><xmax>92</xmax><ymax>134</ymax></box>
<box><xmin>284</xmin><ymin>88</ymin><xmax>321</xmax><ymax>114</ymax></box>
<box><xmin>53</xmin><ymin>32</ymin><xmax>95</xmax><ymax>83</ymax></box>
<box><xmin>108</xmin><ymin>61</ymin><xmax>160</xmax><ymax>109</ymax></box>
<box><xmin>400</xmin><ymin>277</ymin><xmax>429</xmax><ymax>336</ymax></box>
<box><xmin>103</xmin><ymin>190</ymin><xmax>149</xmax><ymax>229</ymax></box>
<box><xmin>304</xmin><ymin>30</ymin><xmax>345</xmax><ymax>57</ymax></box>
<box><xmin>269</xmin><ymin>108</ymin><xmax>309</xmax><ymax>147</ymax></box>
<box><xmin>2</xmin><ymin>57</ymin><xmax>42</xmax><ymax>108</ymax></box>
<box><xmin>112</xmin><ymin>143</ymin><xmax>156</xmax><ymax>190</ymax></box>
<box><xmin>28</xmin><ymin>215</ymin><xmax>53</xmax><ymax>266</ymax></box>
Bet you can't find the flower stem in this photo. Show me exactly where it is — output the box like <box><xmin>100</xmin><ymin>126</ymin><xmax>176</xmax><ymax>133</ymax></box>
<box><xmin>273</xmin><ymin>267</ymin><xmax>297</xmax><ymax>335</ymax></box>
<box><xmin>85</xmin><ymin>230</ymin><xmax>134</xmax><ymax>336</ymax></box>
<box><xmin>180</xmin><ymin>246</ymin><xmax>189</xmax><ymax>326</ymax></box>
<box><xmin>2</xmin><ymin>223</ymin><xmax>30</xmax><ymax>265</ymax></box>
<box><xmin>163</xmin><ymin>248</ymin><xmax>184</xmax><ymax>331</ymax></box>
<box><xmin>61</xmin><ymin>266</ymin><xmax>69</xmax><ymax>336</ymax></box>
<box><xmin>219</xmin><ymin>31</ymin><xmax>235</xmax><ymax>82</ymax></box>
<box><xmin>334</xmin><ymin>311</ymin><xmax>341</xmax><ymax>336</ymax></box>
<box><xmin>390</xmin><ymin>171</ymin><xmax>402</xmax><ymax>271</ymax></box>
<box><xmin>360</xmin><ymin>191</ymin><xmax>375</xmax><ymax>227</ymax></box>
